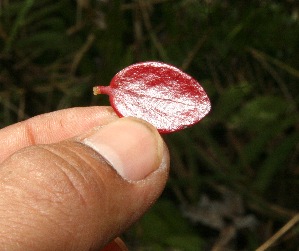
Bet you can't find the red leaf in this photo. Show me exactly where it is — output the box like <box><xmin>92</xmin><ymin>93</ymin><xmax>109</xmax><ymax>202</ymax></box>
<box><xmin>93</xmin><ymin>61</ymin><xmax>211</xmax><ymax>133</ymax></box>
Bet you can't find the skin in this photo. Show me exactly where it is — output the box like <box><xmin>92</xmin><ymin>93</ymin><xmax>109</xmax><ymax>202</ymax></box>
<box><xmin>0</xmin><ymin>106</ymin><xmax>170</xmax><ymax>250</ymax></box>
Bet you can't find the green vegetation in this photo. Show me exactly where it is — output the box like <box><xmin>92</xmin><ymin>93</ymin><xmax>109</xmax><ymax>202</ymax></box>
<box><xmin>1</xmin><ymin>0</ymin><xmax>299</xmax><ymax>250</ymax></box>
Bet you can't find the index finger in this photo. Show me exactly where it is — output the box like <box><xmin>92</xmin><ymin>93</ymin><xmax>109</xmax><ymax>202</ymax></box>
<box><xmin>0</xmin><ymin>106</ymin><xmax>118</xmax><ymax>163</ymax></box>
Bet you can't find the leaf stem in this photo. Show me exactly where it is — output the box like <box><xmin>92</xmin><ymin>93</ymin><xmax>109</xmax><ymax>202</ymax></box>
<box><xmin>93</xmin><ymin>86</ymin><xmax>111</xmax><ymax>95</ymax></box>
<box><xmin>93</xmin><ymin>86</ymin><xmax>101</xmax><ymax>95</ymax></box>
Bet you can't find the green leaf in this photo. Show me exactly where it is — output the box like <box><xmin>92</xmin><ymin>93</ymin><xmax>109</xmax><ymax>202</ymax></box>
<box><xmin>164</xmin><ymin>235</ymin><xmax>204</xmax><ymax>251</ymax></box>
<box><xmin>139</xmin><ymin>200</ymin><xmax>203</xmax><ymax>247</ymax></box>
<box><xmin>253</xmin><ymin>132</ymin><xmax>299</xmax><ymax>192</ymax></box>
<box><xmin>212</xmin><ymin>83</ymin><xmax>251</xmax><ymax>121</ymax></box>
<box><xmin>239</xmin><ymin>116</ymin><xmax>297</xmax><ymax>166</ymax></box>
<box><xmin>17</xmin><ymin>31</ymin><xmax>69</xmax><ymax>52</ymax></box>
<box><xmin>230</xmin><ymin>95</ymin><xmax>289</xmax><ymax>131</ymax></box>
<box><xmin>4</xmin><ymin>0</ymin><xmax>35</xmax><ymax>53</ymax></box>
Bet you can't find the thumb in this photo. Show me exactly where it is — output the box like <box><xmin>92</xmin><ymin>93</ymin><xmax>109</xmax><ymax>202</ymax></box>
<box><xmin>0</xmin><ymin>117</ymin><xmax>169</xmax><ymax>251</ymax></box>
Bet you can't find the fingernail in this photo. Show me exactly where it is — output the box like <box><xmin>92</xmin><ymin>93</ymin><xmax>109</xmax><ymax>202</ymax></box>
<box><xmin>83</xmin><ymin>117</ymin><xmax>164</xmax><ymax>181</ymax></box>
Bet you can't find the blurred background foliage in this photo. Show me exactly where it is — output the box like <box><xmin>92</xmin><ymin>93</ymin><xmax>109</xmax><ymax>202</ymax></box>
<box><xmin>1</xmin><ymin>0</ymin><xmax>299</xmax><ymax>250</ymax></box>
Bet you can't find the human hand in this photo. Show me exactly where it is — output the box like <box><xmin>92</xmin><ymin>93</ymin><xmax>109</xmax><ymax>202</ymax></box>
<box><xmin>0</xmin><ymin>106</ymin><xmax>169</xmax><ymax>250</ymax></box>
